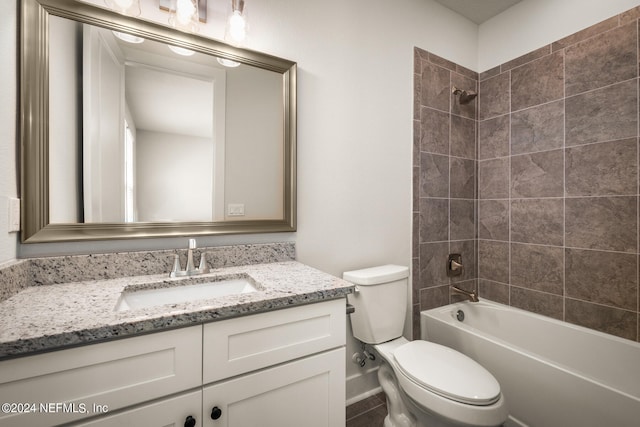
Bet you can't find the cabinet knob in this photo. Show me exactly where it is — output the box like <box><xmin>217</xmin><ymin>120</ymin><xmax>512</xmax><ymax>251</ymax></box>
<box><xmin>211</xmin><ymin>406</ymin><xmax>222</xmax><ymax>420</ymax></box>
<box><xmin>184</xmin><ymin>415</ymin><xmax>196</xmax><ymax>427</ymax></box>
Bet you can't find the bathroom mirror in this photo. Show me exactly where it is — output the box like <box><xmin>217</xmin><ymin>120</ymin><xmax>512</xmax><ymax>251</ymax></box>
<box><xmin>20</xmin><ymin>0</ymin><xmax>296</xmax><ymax>243</ymax></box>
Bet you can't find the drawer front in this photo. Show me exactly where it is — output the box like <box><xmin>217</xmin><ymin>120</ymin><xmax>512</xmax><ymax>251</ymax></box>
<box><xmin>71</xmin><ymin>390</ymin><xmax>201</xmax><ymax>427</ymax></box>
<box><xmin>0</xmin><ymin>326</ymin><xmax>202</xmax><ymax>427</ymax></box>
<box><xmin>202</xmin><ymin>348</ymin><xmax>346</xmax><ymax>427</ymax></box>
<box><xmin>203</xmin><ymin>298</ymin><xmax>346</xmax><ymax>383</ymax></box>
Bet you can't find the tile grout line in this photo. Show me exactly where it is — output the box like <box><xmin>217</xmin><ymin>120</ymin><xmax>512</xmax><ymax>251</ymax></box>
<box><xmin>562</xmin><ymin>45</ymin><xmax>567</xmax><ymax>323</ymax></box>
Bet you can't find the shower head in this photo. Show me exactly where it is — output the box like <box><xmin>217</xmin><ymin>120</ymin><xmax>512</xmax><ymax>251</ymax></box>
<box><xmin>452</xmin><ymin>86</ymin><xmax>478</xmax><ymax>105</ymax></box>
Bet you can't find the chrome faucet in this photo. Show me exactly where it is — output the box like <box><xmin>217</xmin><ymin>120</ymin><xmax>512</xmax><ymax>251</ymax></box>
<box><xmin>450</xmin><ymin>285</ymin><xmax>479</xmax><ymax>302</ymax></box>
<box><xmin>170</xmin><ymin>238</ymin><xmax>210</xmax><ymax>277</ymax></box>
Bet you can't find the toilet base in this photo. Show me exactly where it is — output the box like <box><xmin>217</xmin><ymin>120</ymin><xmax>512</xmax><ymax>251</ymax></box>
<box><xmin>377</xmin><ymin>357</ymin><xmax>505</xmax><ymax>427</ymax></box>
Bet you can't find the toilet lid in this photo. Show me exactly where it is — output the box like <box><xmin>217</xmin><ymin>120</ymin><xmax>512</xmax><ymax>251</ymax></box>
<box><xmin>393</xmin><ymin>341</ymin><xmax>501</xmax><ymax>406</ymax></box>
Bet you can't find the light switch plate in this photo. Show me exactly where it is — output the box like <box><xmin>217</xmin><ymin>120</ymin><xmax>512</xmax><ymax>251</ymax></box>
<box><xmin>8</xmin><ymin>197</ymin><xmax>20</xmax><ymax>232</ymax></box>
<box><xmin>227</xmin><ymin>203</ymin><xmax>245</xmax><ymax>216</ymax></box>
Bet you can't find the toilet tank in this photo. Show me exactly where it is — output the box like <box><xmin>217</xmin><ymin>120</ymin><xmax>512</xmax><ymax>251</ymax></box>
<box><xmin>343</xmin><ymin>265</ymin><xmax>409</xmax><ymax>344</ymax></box>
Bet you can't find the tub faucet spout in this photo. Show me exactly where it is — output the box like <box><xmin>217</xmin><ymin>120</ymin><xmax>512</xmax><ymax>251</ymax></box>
<box><xmin>450</xmin><ymin>285</ymin><xmax>479</xmax><ymax>302</ymax></box>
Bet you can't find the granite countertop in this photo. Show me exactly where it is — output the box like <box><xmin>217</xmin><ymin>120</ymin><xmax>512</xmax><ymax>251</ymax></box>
<box><xmin>0</xmin><ymin>261</ymin><xmax>354</xmax><ymax>360</ymax></box>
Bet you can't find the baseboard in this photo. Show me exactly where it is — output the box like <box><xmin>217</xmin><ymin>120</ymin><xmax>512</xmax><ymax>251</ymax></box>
<box><xmin>345</xmin><ymin>365</ymin><xmax>381</xmax><ymax>406</ymax></box>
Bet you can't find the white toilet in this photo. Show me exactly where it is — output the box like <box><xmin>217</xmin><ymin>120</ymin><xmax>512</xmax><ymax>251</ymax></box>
<box><xmin>344</xmin><ymin>265</ymin><xmax>508</xmax><ymax>427</ymax></box>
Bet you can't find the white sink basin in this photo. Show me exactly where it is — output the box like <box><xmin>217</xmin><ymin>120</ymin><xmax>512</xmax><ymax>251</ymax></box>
<box><xmin>115</xmin><ymin>276</ymin><xmax>259</xmax><ymax>311</ymax></box>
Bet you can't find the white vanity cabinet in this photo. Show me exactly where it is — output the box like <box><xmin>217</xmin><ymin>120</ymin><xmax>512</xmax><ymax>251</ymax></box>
<box><xmin>202</xmin><ymin>299</ymin><xmax>346</xmax><ymax>427</ymax></box>
<box><xmin>0</xmin><ymin>299</ymin><xmax>347</xmax><ymax>427</ymax></box>
<box><xmin>202</xmin><ymin>348</ymin><xmax>345</xmax><ymax>427</ymax></box>
<box><xmin>0</xmin><ymin>326</ymin><xmax>202</xmax><ymax>427</ymax></box>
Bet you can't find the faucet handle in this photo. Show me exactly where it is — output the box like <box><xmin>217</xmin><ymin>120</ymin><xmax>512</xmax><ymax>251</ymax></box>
<box><xmin>170</xmin><ymin>254</ymin><xmax>182</xmax><ymax>277</ymax></box>
<box><xmin>198</xmin><ymin>252</ymin><xmax>210</xmax><ymax>274</ymax></box>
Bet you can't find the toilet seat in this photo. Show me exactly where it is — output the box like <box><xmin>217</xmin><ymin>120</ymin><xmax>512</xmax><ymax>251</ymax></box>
<box><xmin>393</xmin><ymin>340</ymin><xmax>501</xmax><ymax>406</ymax></box>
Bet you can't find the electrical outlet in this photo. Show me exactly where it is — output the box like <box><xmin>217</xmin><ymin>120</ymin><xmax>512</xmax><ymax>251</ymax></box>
<box><xmin>227</xmin><ymin>203</ymin><xmax>245</xmax><ymax>216</ymax></box>
<box><xmin>8</xmin><ymin>198</ymin><xmax>20</xmax><ymax>232</ymax></box>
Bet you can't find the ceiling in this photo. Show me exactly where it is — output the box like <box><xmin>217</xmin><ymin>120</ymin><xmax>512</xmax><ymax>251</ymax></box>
<box><xmin>434</xmin><ymin>0</ymin><xmax>523</xmax><ymax>24</ymax></box>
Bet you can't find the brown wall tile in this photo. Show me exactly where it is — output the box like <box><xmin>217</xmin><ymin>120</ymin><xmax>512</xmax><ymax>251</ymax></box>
<box><xmin>565</xmin><ymin>298</ymin><xmax>637</xmax><ymax>340</ymax></box>
<box><xmin>451</xmin><ymin>115</ymin><xmax>476</xmax><ymax>159</ymax></box>
<box><xmin>552</xmin><ymin>16</ymin><xmax>618</xmax><ymax>51</ymax></box>
<box><xmin>478</xmin><ymin>279</ymin><xmax>509</xmax><ymax>304</ymax></box>
<box><xmin>565</xmin><ymin>196</ymin><xmax>637</xmax><ymax>252</ymax></box>
<box><xmin>413</xmin><ymin>120</ymin><xmax>420</xmax><ymax>167</ymax></box>
<box><xmin>450</xmin><ymin>157</ymin><xmax>475</xmax><ymax>199</ymax></box>
<box><xmin>479</xmin><ymin>115</ymin><xmax>510</xmax><ymax>160</ymax></box>
<box><xmin>501</xmin><ymin>45</ymin><xmax>552</xmax><ymax>72</ymax></box>
<box><xmin>565</xmin><ymin>80</ymin><xmax>638</xmax><ymax>146</ymax></box>
<box><xmin>511</xmin><ymin>100</ymin><xmax>564</xmax><ymax>155</ymax></box>
<box><xmin>566</xmin><ymin>249</ymin><xmax>637</xmax><ymax>311</ymax></box>
<box><xmin>511</xmin><ymin>51</ymin><xmax>564</xmax><ymax>111</ymax></box>
<box><xmin>478</xmin><ymin>200</ymin><xmax>509</xmax><ymax>241</ymax></box>
<box><xmin>419</xmin><ymin>242</ymin><xmax>450</xmax><ymax>287</ymax></box>
<box><xmin>511</xmin><ymin>243</ymin><xmax>564</xmax><ymax>295</ymax></box>
<box><xmin>479</xmin><ymin>72</ymin><xmax>510</xmax><ymax>120</ymax></box>
<box><xmin>419</xmin><ymin>198</ymin><xmax>449</xmax><ymax>243</ymax></box>
<box><xmin>478</xmin><ymin>240</ymin><xmax>509</xmax><ymax>283</ymax></box>
<box><xmin>416</xmin><ymin>9</ymin><xmax>640</xmax><ymax>343</ymax></box>
<box><xmin>419</xmin><ymin>285</ymin><xmax>450</xmax><ymax>310</ymax></box>
<box><xmin>479</xmin><ymin>66</ymin><xmax>500</xmax><ymax>82</ymax></box>
<box><xmin>479</xmin><ymin>158</ymin><xmax>510</xmax><ymax>199</ymax></box>
<box><xmin>620</xmin><ymin>6</ymin><xmax>640</xmax><ymax>24</ymax></box>
<box><xmin>510</xmin><ymin>150</ymin><xmax>564</xmax><ymax>198</ymax></box>
<box><xmin>511</xmin><ymin>287</ymin><xmax>564</xmax><ymax>320</ymax></box>
<box><xmin>565</xmin><ymin>23</ymin><xmax>637</xmax><ymax>96</ymax></box>
<box><xmin>565</xmin><ymin>138</ymin><xmax>638</xmax><ymax>196</ymax></box>
<box><xmin>421</xmin><ymin>62</ymin><xmax>450</xmax><ymax>111</ymax></box>
<box><xmin>420</xmin><ymin>107</ymin><xmax>450</xmax><ymax>155</ymax></box>
<box><xmin>511</xmin><ymin>198</ymin><xmax>564</xmax><ymax>246</ymax></box>
<box><xmin>450</xmin><ymin>200</ymin><xmax>475</xmax><ymax>240</ymax></box>
<box><xmin>420</xmin><ymin>153</ymin><xmax>449</xmax><ymax>198</ymax></box>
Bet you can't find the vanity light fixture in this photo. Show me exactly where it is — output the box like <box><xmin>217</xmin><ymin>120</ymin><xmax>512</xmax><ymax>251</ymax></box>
<box><xmin>225</xmin><ymin>0</ymin><xmax>248</xmax><ymax>46</ymax></box>
<box><xmin>104</xmin><ymin>0</ymin><xmax>141</xmax><ymax>16</ymax></box>
<box><xmin>168</xmin><ymin>45</ymin><xmax>196</xmax><ymax>56</ymax></box>
<box><xmin>112</xmin><ymin>31</ymin><xmax>145</xmax><ymax>44</ymax></box>
<box><xmin>168</xmin><ymin>0</ymin><xmax>201</xmax><ymax>33</ymax></box>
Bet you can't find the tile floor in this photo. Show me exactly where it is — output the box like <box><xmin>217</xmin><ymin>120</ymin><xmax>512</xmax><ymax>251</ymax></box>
<box><xmin>346</xmin><ymin>392</ymin><xmax>387</xmax><ymax>427</ymax></box>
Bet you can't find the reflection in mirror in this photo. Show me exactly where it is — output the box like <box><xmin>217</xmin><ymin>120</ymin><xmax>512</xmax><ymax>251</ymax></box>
<box><xmin>21</xmin><ymin>0</ymin><xmax>296</xmax><ymax>242</ymax></box>
<box><xmin>49</xmin><ymin>16</ymin><xmax>284</xmax><ymax>224</ymax></box>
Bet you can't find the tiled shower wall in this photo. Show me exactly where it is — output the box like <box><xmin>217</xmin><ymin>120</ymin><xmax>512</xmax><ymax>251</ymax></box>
<box><xmin>413</xmin><ymin>7</ymin><xmax>640</xmax><ymax>342</ymax></box>
<box><xmin>477</xmin><ymin>10</ymin><xmax>640</xmax><ymax>342</ymax></box>
<box><xmin>412</xmin><ymin>49</ymin><xmax>479</xmax><ymax>339</ymax></box>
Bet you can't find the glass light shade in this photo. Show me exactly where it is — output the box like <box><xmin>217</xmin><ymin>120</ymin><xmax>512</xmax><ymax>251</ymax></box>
<box><xmin>225</xmin><ymin>1</ymin><xmax>248</xmax><ymax>46</ymax></box>
<box><xmin>104</xmin><ymin>0</ymin><xmax>141</xmax><ymax>16</ymax></box>
<box><xmin>217</xmin><ymin>58</ymin><xmax>241</xmax><ymax>67</ymax></box>
<box><xmin>168</xmin><ymin>45</ymin><xmax>196</xmax><ymax>56</ymax></box>
<box><xmin>168</xmin><ymin>0</ymin><xmax>200</xmax><ymax>33</ymax></box>
<box><xmin>112</xmin><ymin>31</ymin><xmax>145</xmax><ymax>44</ymax></box>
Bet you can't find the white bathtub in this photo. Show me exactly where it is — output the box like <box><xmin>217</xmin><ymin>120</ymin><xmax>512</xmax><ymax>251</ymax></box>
<box><xmin>420</xmin><ymin>300</ymin><xmax>640</xmax><ymax>427</ymax></box>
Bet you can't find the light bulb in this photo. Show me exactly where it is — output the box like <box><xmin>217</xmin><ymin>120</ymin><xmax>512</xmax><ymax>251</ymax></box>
<box><xmin>176</xmin><ymin>0</ymin><xmax>196</xmax><ymax>25</ymax></box>
<box><xmin>104</xmin><ymin>0</ymin><xmax>140</xmax><ymax>16</ymax></box>
<box><xmin>228</xmin><ymin>11</ymin><xmax>246</xmax><ymax>44</ymax></box>
<box><xmin>113</xmin><ymin>0</ymin><xmax>133</xmax><ymax>8</ymax></box>
<box><xmin>168</xmin><ymin>0</ymin><xmax>199</xmax><ymax>32</ymax></box>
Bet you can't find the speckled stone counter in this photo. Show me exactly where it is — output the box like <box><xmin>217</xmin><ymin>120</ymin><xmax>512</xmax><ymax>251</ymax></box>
<box><xmin>0</xmin><ymin>260</ymin><xmax>354</xmax><ymax>360</ymax></box>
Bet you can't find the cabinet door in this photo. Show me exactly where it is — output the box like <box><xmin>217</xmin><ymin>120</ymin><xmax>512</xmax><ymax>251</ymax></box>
<box><xmin>203</xmin><ymin>348</ymin><xmax>345</xmax><ymax>427</ymax></box>
<box><xmin>72</xmin><ymin>390</ymin><xmax>201</xmax><ymax>427</ymax></box>
<box><xmin>0</xmin><ymin>326</ymin><xmax>202</xmax><ymax>427</ymax></box>
<box><xmin>203</xmin><ymin>298</ymin><xmax>346</xmax><ymax>383</ymax></box>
